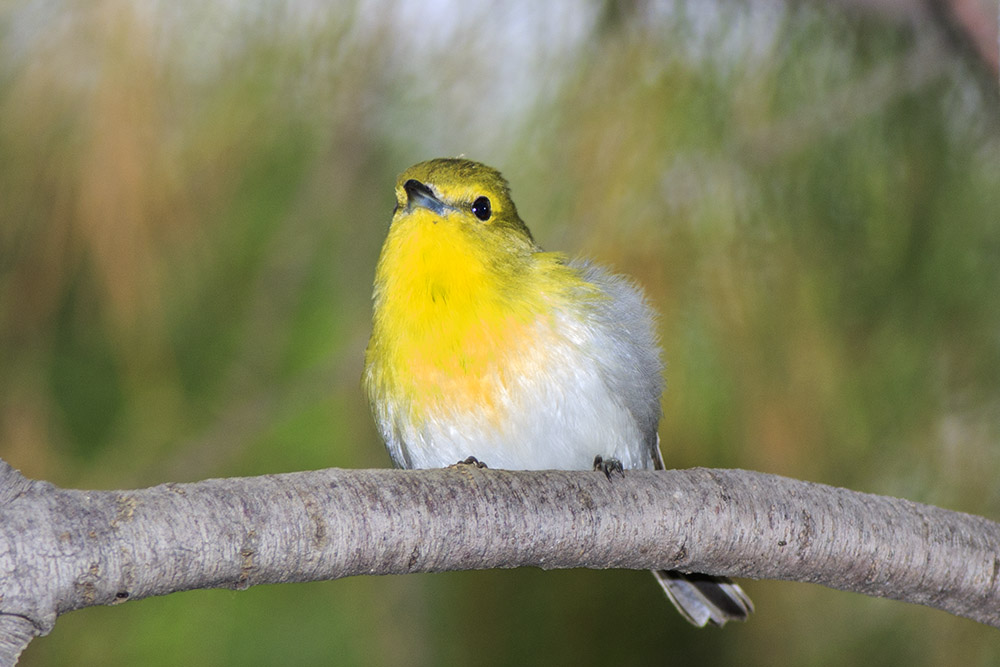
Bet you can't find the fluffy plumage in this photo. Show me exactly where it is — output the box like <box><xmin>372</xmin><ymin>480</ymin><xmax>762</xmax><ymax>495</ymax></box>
<box><xmin>364</xmin><ymin>158</ymin><xmax>752</xmax><ymax>627</ymax></box>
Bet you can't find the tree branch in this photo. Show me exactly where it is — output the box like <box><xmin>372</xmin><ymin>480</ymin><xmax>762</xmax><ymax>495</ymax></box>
<box><xmin>1</xmin><ymin>458</ymin><xmax>998</xmax><ymax>664</ymax></box>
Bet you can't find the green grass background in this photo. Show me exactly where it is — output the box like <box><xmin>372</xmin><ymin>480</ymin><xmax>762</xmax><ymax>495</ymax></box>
<box><xmin>2</xmin><ymin>2</ymin><xmax>999</xmax><ymax>665</ymax></box>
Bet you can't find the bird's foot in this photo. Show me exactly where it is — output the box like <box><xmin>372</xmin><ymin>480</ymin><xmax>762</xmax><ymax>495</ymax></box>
<box><xmin>593</xmin><ymin>455</ymin><xmax>624</xmax><ymax>480</ymax></box>
<box><xmin>451</xmin><ymin>456</ymin><xmax>488</xmax><ymax>469</ymax></box>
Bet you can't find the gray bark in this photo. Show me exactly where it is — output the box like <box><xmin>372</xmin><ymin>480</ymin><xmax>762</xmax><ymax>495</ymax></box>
<box><xmin>1</xmin><ymin>458</ymin><xmax>998</xmax><ymax>665</ymax></box>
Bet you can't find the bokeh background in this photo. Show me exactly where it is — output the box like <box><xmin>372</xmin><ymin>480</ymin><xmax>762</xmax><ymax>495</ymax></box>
<box><xmin>3</xmin><ymin>0</ymin><xmax>999</xmax><ymax>665</ymax></box>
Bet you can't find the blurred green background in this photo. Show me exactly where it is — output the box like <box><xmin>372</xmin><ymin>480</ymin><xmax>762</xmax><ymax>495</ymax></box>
<box><xmin>3</xmin><ymin>1</ymin><xmax>1000</xmax><ymax>665</ymax></box>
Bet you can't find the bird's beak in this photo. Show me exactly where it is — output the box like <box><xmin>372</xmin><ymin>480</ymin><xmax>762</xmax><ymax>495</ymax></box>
<box><xmin>403</xmin><ymin>179</ymin><xmax>449</xmax><ymax>218</ymax></box>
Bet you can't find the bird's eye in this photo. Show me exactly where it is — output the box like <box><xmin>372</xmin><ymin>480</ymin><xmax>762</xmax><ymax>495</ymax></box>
<box><xmin>471</xmin><ymin>196</ymin><xmax>492</xmax><ymax>221</ymax></box>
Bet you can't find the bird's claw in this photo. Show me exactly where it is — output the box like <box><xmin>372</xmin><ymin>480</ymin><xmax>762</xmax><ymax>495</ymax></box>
<box><xmin>452</xmin><ymin>456</ymin><xmax>488</xmax><ymax>469</ymax></box>
<box><xmin>593</xmin><ymin>455</ymin><xmax>624</xmax><ymax>480</ymax></box>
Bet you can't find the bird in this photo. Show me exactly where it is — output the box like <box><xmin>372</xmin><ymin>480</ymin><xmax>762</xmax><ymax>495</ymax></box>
<box><xmin>363</xmin><ymin>157</ymin><xmax>753</xmax><ymax>627</ymax></box>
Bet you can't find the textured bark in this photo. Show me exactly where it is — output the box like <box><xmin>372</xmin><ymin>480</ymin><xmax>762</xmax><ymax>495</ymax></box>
<box><xmin>1</xmin><ymin>458</ymin><xmax>998</xmax><ymax>664</ymax></box>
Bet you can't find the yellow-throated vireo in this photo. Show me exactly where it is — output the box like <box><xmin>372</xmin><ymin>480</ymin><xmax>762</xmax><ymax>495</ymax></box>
<box><xmin>363</xmin><ymin>158</ymin><xmax>753</xmax><ymax>627</ymax></box>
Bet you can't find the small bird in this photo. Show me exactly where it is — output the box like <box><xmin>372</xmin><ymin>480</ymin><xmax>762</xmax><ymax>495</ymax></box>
<box><xmin>363</xmin><ymin>158</ymin><xmax>753</xmax><ymax>627</ymax></box>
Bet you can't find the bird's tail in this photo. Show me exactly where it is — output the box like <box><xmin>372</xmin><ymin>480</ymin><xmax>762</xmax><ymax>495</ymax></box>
<box><xmin>646</xmin><ymin>437</ymin><xmax>753</xmax><ymax>626</ymax></box>
<box><xmin>651</xmin><ymin>569</ymin><xmax>754</xmax><ymax>627</ymax></box>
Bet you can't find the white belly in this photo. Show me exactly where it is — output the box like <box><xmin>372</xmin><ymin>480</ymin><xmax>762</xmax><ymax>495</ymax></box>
<box><xmin>383</xmin><ymin>310</ymin><xmax>656</xmax><ymax>471</ymax></box>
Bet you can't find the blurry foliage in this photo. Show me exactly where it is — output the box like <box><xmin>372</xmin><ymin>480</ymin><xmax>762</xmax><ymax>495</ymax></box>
<box><xmin>1</xmin><ymin>1</ymin><xmax>999</xmax><ymax>665</ymax></box>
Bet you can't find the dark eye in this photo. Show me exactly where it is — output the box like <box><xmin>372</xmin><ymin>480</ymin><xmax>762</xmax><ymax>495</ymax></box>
<box><xmin>471</xmin><ymin>196</ymin><xmax>492</xmax><ymax>221</ymax></box>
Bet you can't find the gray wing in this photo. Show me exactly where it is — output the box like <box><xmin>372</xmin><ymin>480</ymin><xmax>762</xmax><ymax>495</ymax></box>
<box><xmin>569</xmin><ymin>259</ymin><xmax>664</xmax><ymax>460</ymax></box>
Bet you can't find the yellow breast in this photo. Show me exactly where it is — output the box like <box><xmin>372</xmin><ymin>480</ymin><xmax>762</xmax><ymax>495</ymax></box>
<box><xmin>364</xmin><ymin>209</ymin><xmax>585</xmax><ymax>425</ymax></box>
